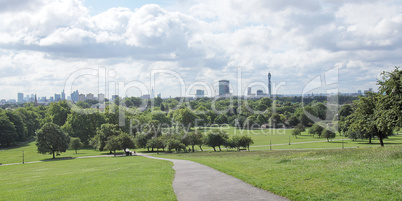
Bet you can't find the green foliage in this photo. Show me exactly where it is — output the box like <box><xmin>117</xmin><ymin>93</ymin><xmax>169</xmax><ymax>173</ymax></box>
<box><xmin>321</xmin><ymin>129</ymin><xmax>335</xmax><ymax>142</ymax></box>
<box><xmin>292</xmin><ymin>128</ymin><xmax>301</xmax><ymax>139</ymax></box>
<box><xmin>93</xmin><ymin>123</ymin><xmax>123</xmax><ymax>151</ymax></box>
<box><xmin>69</xmin><ymin>137</ymin><xmax>84</xmax><ymax>154</ymax></box>
<box><xmin>36</xmin><ymin>123</ymin><xmax>70</xmax><ymax>159</ymax></box>
<box><xmin>309</xmin><ymin>123</ymin><xmax>324</xmax><ymax>138</ymax></box>
<box><xmin>173</xmin><ymin>107</ymin><xmax>197</xmax><ymax>130</ymax></box>
<box><xmin>76</xmin><ymin>101</ymin><xmax>90</xmax><ymax>109</ymax></box>
<box><xmin>47</xmin><ymin>100</ymin><xmax>70</xmax><ymax>126</ymax></box>
<box><xmin>205</xmin><ymin>130</ymin><xmax>229</xmax><ymax>151</ymax></box>
<box><xmin>0</xmin><ymin>112</ymin><xmax>17</xmax><ymax>147</ymax></box>
<box><xmin>5</xmin><ymin>110</ymin><xmax>27</xmax><ymax>142</ymax></box>
<box><xmin>186</xmin><ymin>130</ymin><xmax>204</xmax><ymax>152</ymax></box>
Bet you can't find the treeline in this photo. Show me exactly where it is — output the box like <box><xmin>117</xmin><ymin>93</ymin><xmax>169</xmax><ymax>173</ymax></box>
<box><xmin>338</xmin><ymin>68</ymin><xmax>402</xmax><ymax>146</ymax></box>
<box><xmin>0</xmin><ymin>93</ymin><xmax>356</xmax><ymax>148</ymax></box>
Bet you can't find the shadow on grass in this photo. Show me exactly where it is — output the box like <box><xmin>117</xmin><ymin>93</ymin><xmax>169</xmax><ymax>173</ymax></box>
<box><xmin>0</xmin><ymin>139</ymin><xmax>35</xmax><ymax>151</ymax></box>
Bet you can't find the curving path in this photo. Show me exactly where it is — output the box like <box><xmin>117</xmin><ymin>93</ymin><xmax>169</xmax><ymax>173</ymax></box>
<box><xmin>139</xmin><ymin>153</ymin><xmax>289</xmax><ymax>201</ymax></box>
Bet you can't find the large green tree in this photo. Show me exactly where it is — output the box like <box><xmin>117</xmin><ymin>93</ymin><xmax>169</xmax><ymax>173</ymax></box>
<box><xmin>36</xmin><ymin>123</ymin><xmax>70</xmax><ymax>159</ymax></box>
<box><xmin>205</xmin><ymin>130</ymin><xmax>229</xmax><ymax>151</ymax></box>
<box><xmin>0</xmin><ymin>112</ymin><xmax>17</xmax><ymax>147</ymax></box>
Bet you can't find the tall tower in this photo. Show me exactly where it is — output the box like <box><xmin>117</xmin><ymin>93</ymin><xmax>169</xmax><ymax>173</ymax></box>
<box><xmin>218</xmin><ymin>80</ymin><xmax>230</xmax><ymax>96</ymax></box>
<box><xmin>268</xmin><ymin>72</ymin><xmax>272</xmax><ymax>98</ymax></box>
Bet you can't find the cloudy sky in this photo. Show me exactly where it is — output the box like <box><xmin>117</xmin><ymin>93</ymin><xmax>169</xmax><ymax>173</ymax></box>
<box><xmin>1</xmin><ymin>0</ymin><xmax>401</xmax><ymax>100</ymax></box>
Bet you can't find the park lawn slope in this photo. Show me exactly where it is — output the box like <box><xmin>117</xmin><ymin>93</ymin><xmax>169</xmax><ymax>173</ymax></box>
<box><xmin>0</xmin><ymin>156</ymin><xmax>176</xmax><ymax>201</ymax></box>
<box><xmin>0</xmin><ymin>141</ymin><xmax>111</xmax><ymax>164</ymax></box>
<box><xmin>160</xmin><ymin>146</ymin><xmax>402</xmax><ymax>201</ymax></box>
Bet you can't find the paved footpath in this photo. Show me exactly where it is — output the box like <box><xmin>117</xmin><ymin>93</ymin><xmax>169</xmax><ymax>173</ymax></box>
<box><xmin>139</xmin><ymin>153</ymin><xmax>289</xmax><ymax>201</ymax></box>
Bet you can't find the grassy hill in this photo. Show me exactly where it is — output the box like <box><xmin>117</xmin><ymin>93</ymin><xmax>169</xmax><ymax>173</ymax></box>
<box><xmin>159</xmin><ymin>146</ymin><xmax>402</xmax><ymax>200</ymax></box>
<box><xmin>0</xmin><ymin>156</ymin><xmax>176</xmax><ymax>200</ymax></box>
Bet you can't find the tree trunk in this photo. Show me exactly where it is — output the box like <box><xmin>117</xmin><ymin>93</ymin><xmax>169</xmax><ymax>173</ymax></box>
<box><xmin>75</xmin><ymin>149</ymin><xmax>77</xmax><ymax>154</ymax></box>
<box><xmin>199</xmin><ymin>145</ymin><xmax>203</xmax><ymax>151</ymax></box>
<box><xmin>247</xmin><ymin>146</ymin><xmax>250</xmax><ymax>151</ymax></box>
<box><xmin>192</xmin><ymin>145</ymin><xmax>195</xmax><ymax>152</ymax></box>
<box><xmin>369</xmin><ymin>136</ymin><xmax>372</xmax><ymax>144</ymax></box>
<box><xmin>379</xmin><ymin>136</ymin><xmax>384</xmax><ymax>147</ymax></box>
<box><xmin>218</xmin><ymin>146</ymin><xmax>221</xmax><ymax>151</ymax></box>
<box><xmin>327</xmin><ymin>138</ymin><xmax>329</xmax><ymax>142</ymax></box>
<box><xmin>213</xmin><ymin>147</ymin><xmax>216</xmax><ymax>152</ymax></box>
<box><xmin>53</xmin><ymin>151</ymin><xmax>55</xmax><ymax>159</ymax></box>
<box><xmin>147</xmin><ymin>148</ymin><xmax>149</xmax><ymax>151</ymax></box>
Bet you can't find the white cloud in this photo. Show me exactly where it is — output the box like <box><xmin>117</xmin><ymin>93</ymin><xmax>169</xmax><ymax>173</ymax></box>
<box><xmin>0</xmin><ymin>0</ymin><xmax>401</xmax><ymax>99</ymax></box>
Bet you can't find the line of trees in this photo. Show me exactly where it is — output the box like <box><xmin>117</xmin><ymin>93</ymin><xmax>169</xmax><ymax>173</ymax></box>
<box><xmin>339</xmin><ymin>67</ymin><xmax>401</xmax><ymax>146</ymax></box>
<box><xmin>134</xmin><ymin>129</ymin><xmax>253</xmax><ymax>153</ymax></box>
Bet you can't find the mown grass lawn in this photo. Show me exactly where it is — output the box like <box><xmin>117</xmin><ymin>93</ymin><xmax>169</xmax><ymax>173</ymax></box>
<box><xmin>0</xmin><ymin>156</ymin><xmax>176</xmax><ymax>201</ymax></box>
<box><xmin>0</xmin><ymin>141</ymin><xmax>111</xmax><ymax>164</ymax></box>
<box><xmin>160</xmin><ymin>146</ymin><xmax>402</xmax><ymax>201</ymax></box>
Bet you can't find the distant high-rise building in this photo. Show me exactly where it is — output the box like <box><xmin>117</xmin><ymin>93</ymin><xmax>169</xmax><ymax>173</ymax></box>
<box><xmin>55</xmin><ymin>94</ymin><xmax>61</xmax><ymax>102</ymax></box>
<box><xmin>141</xmin><ymin>94</ymin><xmax>150</xmax><ymax>99</ymax></box>
<box><xmin>157</xmin><ymin>93</ymin><xmax>161</xmax><ymax>98</ymax></box>
<box><xmin>78</xmin><ymin>94</ymin><xmax>86</xmax><ymax>102</ymax></box>
<box><xmin>196</xmin><ymin>90</ymin><xmax>205</xmax><ymax>98</ymax></box>
<box><xmin>256</xmin><ymin>90</ymin><xmax>264</xmax><ymax>96</ymax></box>
<box><xmin>61</xmin><ymin>90</ymin><xmax>65</xmax><ymax>100</ymax></box>
<box><xmin>49</xmin><ymin>96</ymin><xmax>54</xmax><ymax>102</ymax></box>
<box><xmin>18</xmin><ymin>92</ymin><xmax>24</xmax><ymax>103</ymax></box>
<box><xmin>247</xmin><ymin>87</ymin><xmax>251</xmax><ymax>96</ymax></box>
<box><xmin>111</xmin><ymin>95</ymin><xmax>118</xmax><ymax>101</ymax></box>
<box><xmin>268</xmin><ymin>72</ymin><xmax>272</xmax><ymax>98</ymax></box>
<box><xmin>98</xmin><ymin>93</ymin><xmax>105</xmax><ymax>104</ymax></box>
<box><xmin>71</xmin><ymin>90</ymin><xmax>79</xmax><ymax>102</ymax></box>
<box><xmin>86</xmin><ymin>93</ymin><xmax>94</xmax><ymax>100</ymax></box>
<box><xmin>218</xmin><ymin>80</ymin><xmax>230</xmax><ymax>96</ymax></box>
<box><xmin>151</xmin><ymin>87</ymin><xmax>155</xmax><ymax>99</ymax></box>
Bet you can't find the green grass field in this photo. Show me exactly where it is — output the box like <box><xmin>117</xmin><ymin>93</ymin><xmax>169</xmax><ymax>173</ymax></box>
<box><xmin>0</xmin><ymin>156</ymin><xmax>176</xmax><ymax>200</ymax></box>
<box><xmin>159</xmin><ymin>146</ymin><xmax>402</xmax><ymax>201</ymax></box>
<box><xmin>2</xmin><ymin>128</ymin><xmax>401</xmax><ymax>164</ymax></box>
<box><xmin>194</xmin><ymin>126</ymin><xmax>402</xmax><ymax>151</ymax></box>
<box><xmin>0</xmin><ymin>141</ymin><xmax>111</xmax><ymax>164</ymax></box>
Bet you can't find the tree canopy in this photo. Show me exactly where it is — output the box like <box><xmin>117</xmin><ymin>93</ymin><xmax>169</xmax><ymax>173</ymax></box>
<box><xmin>36</xmin><ymin>123</ymin><xmax>70</xmax><ymax>159</ymax></box>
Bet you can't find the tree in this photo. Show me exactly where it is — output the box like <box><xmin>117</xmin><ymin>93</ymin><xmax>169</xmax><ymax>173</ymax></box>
<box><xmin>214</xmin><ymin>114</ymin><xmax>228</xmax><ymax>124</ymax></box>
<box><xmin>309</xmin><ymin>123</ymin><xmax>324</xmax><ymax>138</ymax></box>
<box><xmin>94</xmin><ymin>123</ymin><xmax>124</xmax><ymax>151</ymax></box>
<box><xmin>321</xmin><ymin>129</ymin><xmax>335</xmax><ymax>142</ymax></box>
<box><xmin>205</xmin><ymin>130</ymin><xmax>229</xmax><ymax>151</ymax></box>
<box><xmin>0</xmin><ymin>112</ymin><xmax>17</xmax><ymax>147</ymax></box>
<box><xmin>119</xmin><ymin>133</ymin><xmax>136</xmax><ymax>151</ymax></box>
<box><xmin>166</xmin><ymin>139</ymin><xmax>186</xmax><ymax>153</ymax></box>
<box><xmin>348</xmin><ymin>93</ymin><xmax>393</xmax><ymax>147</ymax></box>
<box><xmin>104</xmin><ymin>135</ymin><xmax>121</xmax><ymax>156</ymax></box>
<box><xmin>135</xmin><ymin>134</ymin><xmax>149</xmax><ymax>150</ymax></box>
<box><xmin>377</xmin><ymin>67</ymin><xmax>402</xmax><ymax>129</ymax></box>
<box><xmin>186</xmin><ymin>130</ymin><xmax>204</xmax><ymax>152</ymax></box>
<box><xmin>173</xmin><ymin>107</ymin><xmax>197</xmax><ymax>131</ymax></box>
<box><xmin>339</xmin><ymin>104</ymin><xmax>353</xmax><ymax>118</ymax></box>
<box><xmin>269</xmin><ymin>113</ymin><xmax>282</xmax><ymax>128</ymax></box>
<box><xmin>288</xmin><ymin>116</ymin><xmax>299</xmax><ymax>127</ymax></box>
<box><xmin>69</xmin><ymin>137</ymin><xmax>84</xmax><ymax>154</ymax></box>
<box><xmin>294</xmin><ymin>123</ymin><xmax>305</xmax><ymax>132</ymax></box>
<box><xmin>47</xmin><ymin>100</ymin><xmax>70</xmax><ymax>126</ymax></box>
<box><xmin>36</xmin><ymin>123</ymin><xmax>70</xmax><ymax>159</ymax></box>
<box><xmin>238</xmin><ymin>135</ymin><xmax>254</xmax><ymax>151</ymax></box>
<box><xmin>5</xmin><ymin>110</ymin><xmax>27</xmax><ymax>142</ymax></box>
<box><xmin>292</xmin><ymin>128</ymin><xmax>301</xmax><ymax>139</ymax></box>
